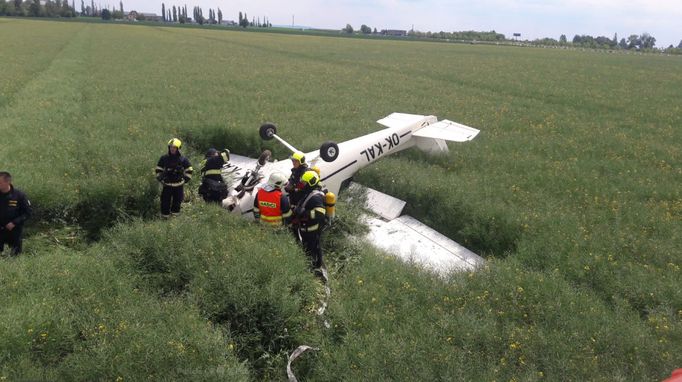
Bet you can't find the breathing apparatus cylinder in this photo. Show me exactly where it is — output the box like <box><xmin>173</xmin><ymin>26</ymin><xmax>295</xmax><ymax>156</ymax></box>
<box><xmin>325</xmin><ymin>192</ymin><xmax>336</xmax><ymax>221</ymax></box>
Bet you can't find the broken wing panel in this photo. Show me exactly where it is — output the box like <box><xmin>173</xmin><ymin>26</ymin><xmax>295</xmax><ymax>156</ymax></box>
<box><xmin>363</xmin><ymin>214</ymin><xmax>483</xmax><ymax>274</ymax></box>
<box><xmin>355</xmin><ymin>183</ymin><xmax>484</xmax><ymax>275</ymax></box>
<box><xmin>348</xmin><ymin>182</ymin><xmax>405</xmax><ymax>220</ymax></box>
<box><xmin>412</xmin><ymin>119</ymin><xmax>480</xmax><ymax>142</ymax></box>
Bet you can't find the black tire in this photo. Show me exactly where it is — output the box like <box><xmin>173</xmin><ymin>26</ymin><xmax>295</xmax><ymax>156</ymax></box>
<box><xmin>320</xmin><ymin>141</ymin><xmax>339</xmax><ymax>162</ymax></box>
<box><xmin>259</xmin><ymin>123</ymin><xmax>277</xmax><ymax>140</ymax></box>
<box><xmin>257</xmin><ymin>150</ymin><xmax>272</xmax><ymax>166</ymax></box>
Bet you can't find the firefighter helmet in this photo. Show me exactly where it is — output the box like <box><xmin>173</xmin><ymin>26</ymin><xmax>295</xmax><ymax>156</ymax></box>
<box><xmin>168</xmin><ymin>138</ymin><xmax>182</xmax><ymax>149</ymax></box>
<box><xmin>301</xmin><ymin>170</ymin><xmax>320</xmax><ymax>187</ymax></box>
<box><xmin>290</xmin><ymin>151</ymin><xmax>305</xmax><ymax>164</ymax></box>
<box><xmin>267</xmin><ymin>172</ymin><xmax>287</xmax><ymax>189</ymax></box>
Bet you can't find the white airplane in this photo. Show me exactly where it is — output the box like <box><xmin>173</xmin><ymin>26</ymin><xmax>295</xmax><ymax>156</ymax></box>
<box><xmin>220</xmin><ymin>112</ymin><xmax>485</xmax><ymax>274</ymax></box>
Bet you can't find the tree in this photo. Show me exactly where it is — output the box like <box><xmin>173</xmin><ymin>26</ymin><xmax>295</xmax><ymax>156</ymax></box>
<box><xmin>239</xmin><ymin>11</ymin><xmax>249</xmax><ymax>27</ymax></box>
<box><xmin>161</xmin><ymin>3</ymin><xmax>165</xmax><ymax>21</ymax></box>
<box><xmin>559</xmin><ymin>34</ymin><xmax>567</xmax><ymax>44</ymax></box>
<box><xmin>342</xmin><ymin>24</ymin><xmax>353</xmax><ymax>33</ymax></box>
<box><xmin>118</xmin><ymin>0</ymin><xmax>121</xmax><ymax>13</ymax></box>
<box><xmin>640</xmin><ymin>33</ymin><xmax>656</xmax><ymax>49</ymax></box>
<box><xmin>360</xmin><ymin>24</ymin><xmax>371</xmax><ymax>34</ymax></box>
<box><xmin>619</xmin><ymin>38</ymin><xmax>627</xmax><ymax>49</ymax></box>
<box><xmin>28</xmin><ymin>0</ymin><xmax>40</xmax><ymax>16</ymax></box>
<box><xmin>101</xmin><ymin>7</ymin><xmax>110</xmax><ymax>19</ymax></box>
<box><xmin>678</xmin><ymin>40</ymin><xmax>682</xmax><ymax>49</ymax></box>
<box><xmin>217</xmin><ymin>7</ymin><xmax>221</xmax><ymax>24</ymax></box>
<box><xmin>572</xmin><ymin>35</ymin><xmax>581</xmax><ymax>44</ymax></box>
<box><xmin>172</xmin><ymin>5</ymin><xmax>176</xmax><ymax>21</ymax></box>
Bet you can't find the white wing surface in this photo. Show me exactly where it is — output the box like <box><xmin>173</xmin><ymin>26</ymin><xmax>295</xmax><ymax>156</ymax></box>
<box><xmin>412</xmin><ymin>119</ymin><xmax>480</xmax><ymax>142</ymax></box>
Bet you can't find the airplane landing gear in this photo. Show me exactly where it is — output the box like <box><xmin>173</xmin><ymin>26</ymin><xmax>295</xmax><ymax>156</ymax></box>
<box><xmin>320</xmin><ymin>141</ymin><xmax>339</xmax><ymax>162</ymax></box>
<box><xmin>259</xmin><ymin>123</ymin><xmax>277</xmax><ymax>140</ymax></box>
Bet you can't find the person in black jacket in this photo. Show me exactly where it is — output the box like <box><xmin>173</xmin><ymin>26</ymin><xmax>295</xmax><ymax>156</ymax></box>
<box><xmin>293</xmin><ymin>170</ymin><xmax>327</xmax><ymax>270</ymax></box>
<box><xmin>0</xmin><ymin>172</ymin><xmax>32</xmax><ymax>256</ymax></box>
<box><xmin>198</xmin><ymin>148</ymin><xmax>230</xmax><ymax>203</ymax></box>
<box><xmin>155</xmin><ymin>138</ymin><xmax>193</xmax><ymax>217</ymax></box>
<box><xmin>285</xmin><ymin>151</ymin><xmax>309</xmax><ymax>207</ymax></box>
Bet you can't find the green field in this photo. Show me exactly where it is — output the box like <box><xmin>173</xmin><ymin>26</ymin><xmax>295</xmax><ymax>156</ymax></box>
<box><xmin>1</xmin><ymin>18</ymin><xmax>681</xmax><ymax>380</ymax></box>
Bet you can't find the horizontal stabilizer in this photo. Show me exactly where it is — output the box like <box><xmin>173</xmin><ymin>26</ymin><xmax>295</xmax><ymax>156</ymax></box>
<box><xmin>376</xmin><ymin>113</ymin><xmax>434</xmax><ymax>129</ymax></box>
<box><xmin>413</xmin><ymin>119</ymin><xmax>480</xmax><ymax>142</ymax></box>
<box><xmin>348</xmin><ymin>182</ymin><xmax>405</xmax><ymax>220</ymax></box>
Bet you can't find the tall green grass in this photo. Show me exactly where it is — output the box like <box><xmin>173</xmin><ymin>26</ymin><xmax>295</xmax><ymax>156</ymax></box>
<box><xmin>0</xmin><ymin>249</ymin><xmax>248</xmax><ymax>381</ymax></box>
<box><xmin>1</xmin><ymin>18</ymin><xmax>680</xmax><ymax>380</ymax></box>
<box><xmin>97</xmin><ymin>204</ymin><xmax>326</xmax><ymax>378</ymax></box>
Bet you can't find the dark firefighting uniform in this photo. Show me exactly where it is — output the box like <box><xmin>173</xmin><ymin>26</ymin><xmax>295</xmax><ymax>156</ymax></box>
<box><xmin>253</xmin><ymin>186</ymin><xmax>293</xmax><ymax>226</ymax></box>
<box><xmin>155</xmin><ymin>150</ymin><xmax>193</xmax><ymax>216</ymax></box>
<box><xmin>0</xmin><ymin>185</ymin><xmax>32</xmax><ymax>256</ymax></box>
<box><xmin>285</xmin><ymin>164</ymin><xmax>308</xmax><ymax>207</ymax></box>
<box><xmin>199</xmin><ymin>150</ymin><xmax>229</xmax><ymax>203</ymax></box>
<box><xmin>294</xmin><ymin>187</ymin><xmax>326</xmax><ymax>269</ymax></box>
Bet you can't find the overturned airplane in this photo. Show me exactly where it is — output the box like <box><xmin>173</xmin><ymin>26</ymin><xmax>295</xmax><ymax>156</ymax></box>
<box><xmin>220</xmin><ymin>113</ymin><xmax>484</xmax><ymax>274</ymax></box>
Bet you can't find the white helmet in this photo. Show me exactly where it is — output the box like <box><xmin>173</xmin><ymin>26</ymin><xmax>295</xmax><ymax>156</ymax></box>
<box><xmin>267</xmin><ymin>172</ymin><xmax>287</xmax><ymax>189</ymax></box>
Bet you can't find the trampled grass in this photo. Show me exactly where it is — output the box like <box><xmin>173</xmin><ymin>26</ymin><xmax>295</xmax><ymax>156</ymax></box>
<box><xmin>1</xmin><ymin>17</ymin><xmax>681</xmax><ymax>380</ymax></box>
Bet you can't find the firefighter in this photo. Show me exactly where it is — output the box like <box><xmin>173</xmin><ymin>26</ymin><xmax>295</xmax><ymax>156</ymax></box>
<box><xmin>198</xmin><ymin>148</ymin><xmax>229</xmax><ymax>203</ymax></box>
<box><xmin>293</xmin><ymin>170</ymin><xmax>327</xmax><ymax>270</ymax></box>
<box><xmin>285</xmin><ymin>151</ymin><xmax>308</xmax><ymax>207</ymax></box>
<box><xmin>0</xmin><ymin>171</ymin><xmax>32</xmax><ymax>256</ymax></box>
<box><xmin>155</xmin><ymin>138</ymin><xmax>193</xmax><ymax>218</ymax></box>
<box><xmin>253</xmin><ymin>172</ymin><xmax>292</xmax><ymax>226</ymax></box>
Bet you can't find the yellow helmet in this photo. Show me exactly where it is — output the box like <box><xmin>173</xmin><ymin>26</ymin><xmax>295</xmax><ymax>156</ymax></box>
<box><xmin>290</xmin><ymin>151</ymin><xmax>305</xmax><ymax>164</ymax></box>
<box><xmin>301</xmin><ymin>170</ymin><xmax>320</xmax><ymax>187</ymax></box>
<box><xmin>168</xmin><ymin>138</ymin><xmax>182</xmax><ymax>149</ymax></box>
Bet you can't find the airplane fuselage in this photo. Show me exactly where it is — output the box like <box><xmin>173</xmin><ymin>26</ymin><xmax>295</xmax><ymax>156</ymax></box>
<box><xmin>221</xmin><ymin>113</ymin><xmax>476</xmax><ymax>217</ymax></box>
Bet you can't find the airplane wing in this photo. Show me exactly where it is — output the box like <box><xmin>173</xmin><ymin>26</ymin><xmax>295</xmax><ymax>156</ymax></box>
<box><xmin>348</xmin><ymin>183</ymin><xmax>484</xmax><ymax>275</ymax></box>
<box><xmin>222</xmin><ymin>154</ymin><xmax>259</xmax><ymax>176</ymax></box>
<box><xmin>412</xmin><ymin>119</ymin><xmax>480</xmax><ymax>142</ymax></box>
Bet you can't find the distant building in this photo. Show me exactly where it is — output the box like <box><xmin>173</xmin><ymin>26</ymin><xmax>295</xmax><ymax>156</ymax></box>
<box><xmin>381</xmin><ymin>29</ymin><xmax>407</xmax><ymax>37</ymax></box>
<box><xmin>141</xmin><ymin>12</ymin><xmax>162</xmax><ymax>22</ymax></box>
<box><xmin>124</xmin><ymin>10</ymin><xmax>162</xmax><ymax>22</ymax></box>
<box><xmin>220</xmin><ymin>20</ymin><xmax>237</xmax><ymax>26</ymax></box>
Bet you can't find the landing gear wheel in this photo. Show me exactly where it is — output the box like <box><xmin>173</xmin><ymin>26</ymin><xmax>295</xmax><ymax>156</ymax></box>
<box><xmin>320</xmin><ymin>141</ymin><xmax>339</xmax><ymax>162</ymax></box>
<box><xmin>259</xmin><ymin>123</ymin><xmax>277</xmax><ymax>140</ymax></box>
<box><xmin>257</xmin><ymin>150</ymin><xmax>272</xmax><ymax>166</ymax></box>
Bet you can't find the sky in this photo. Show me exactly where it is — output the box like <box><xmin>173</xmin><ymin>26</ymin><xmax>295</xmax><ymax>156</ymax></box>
<box><xmin>117</xmin><ymin>0</ymin><xmax>682</xmax><ymax>48</ymax></box>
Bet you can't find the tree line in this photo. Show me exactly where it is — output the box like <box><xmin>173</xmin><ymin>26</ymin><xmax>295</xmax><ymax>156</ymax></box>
<box><xmin>0</xmin><ymin>0</ymin><xmax>77</xmax><ymax>17</ymax></box>
<box><xmin>342</xmin><ymin>23</ymin><xmax>682</xmax><ymax>55</ymax></box>
<box><xmin>0</xmin><ymin>0</ymin><xmax>272</xmax><ymax>28</ymax></box>
<box><xmin>159</xmin><ymin>3</ymin><xmax>270</xmax><ymax>27</ymax></box>
<box><xmin>532</xmin><ymin>33</ymin><xmax>682</xmax><ymax>55</ymax></box>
